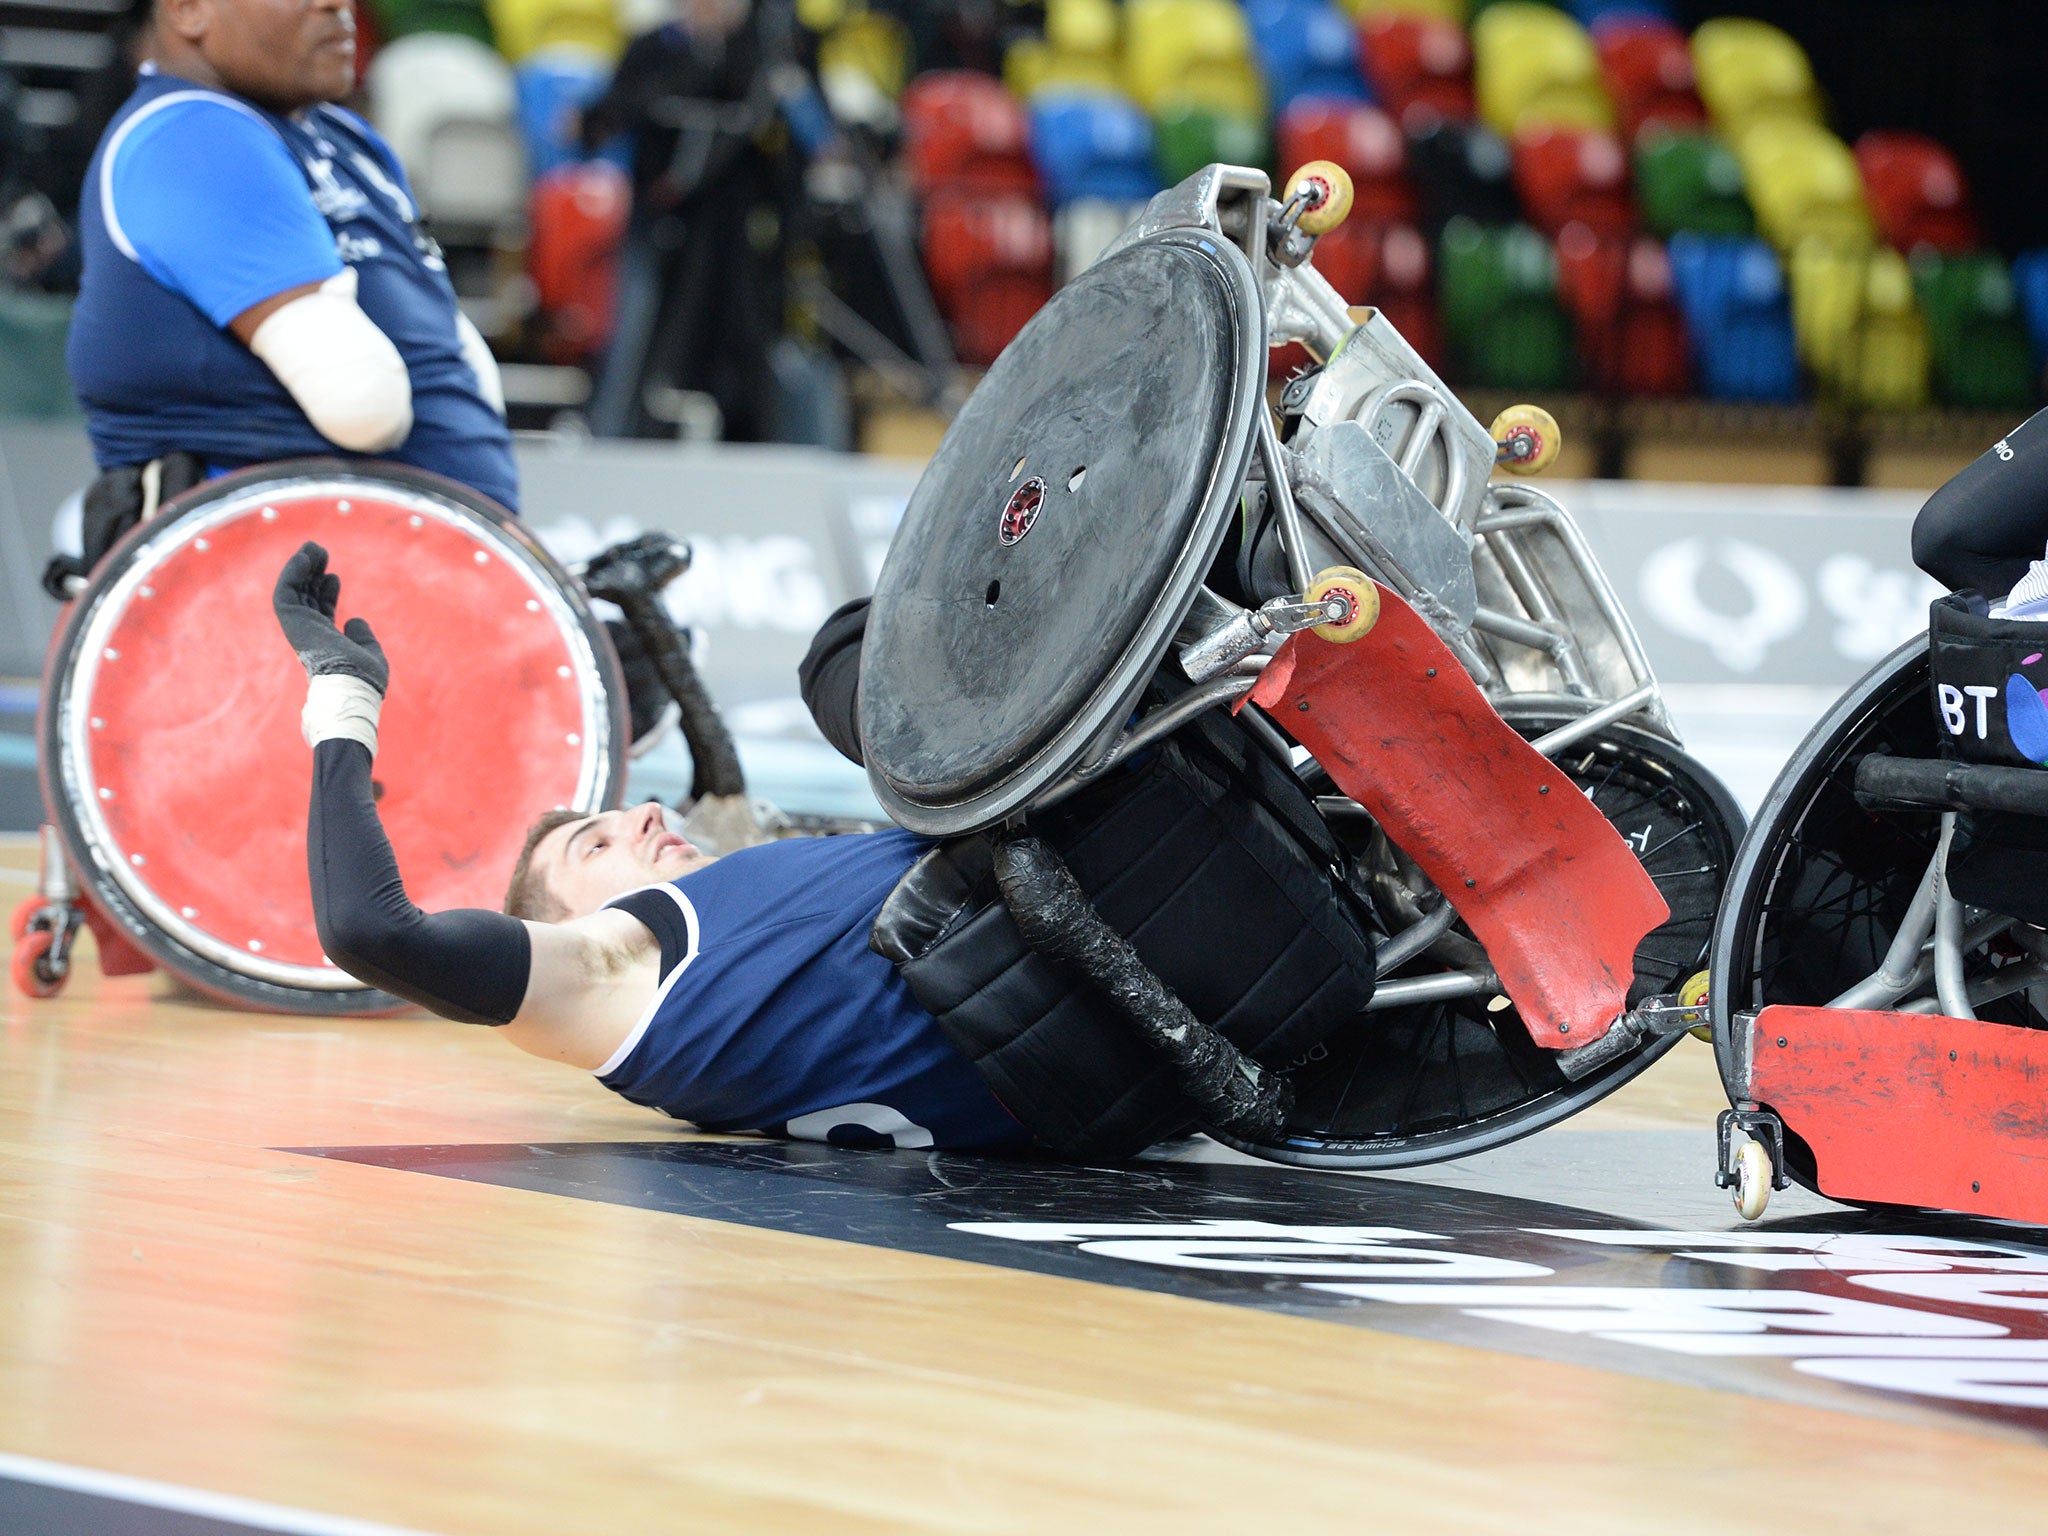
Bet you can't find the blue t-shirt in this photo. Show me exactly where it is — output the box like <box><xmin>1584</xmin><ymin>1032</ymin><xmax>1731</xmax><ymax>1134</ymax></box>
<box><xmin>67</xmin><ymin>67</ymin><xmax>518</xmax><ymax>509</ymax></box>
<box><xmin>598</xmin><ymin>829</ymin><xmax>1029</xmax><ymax>1151</ymax></box>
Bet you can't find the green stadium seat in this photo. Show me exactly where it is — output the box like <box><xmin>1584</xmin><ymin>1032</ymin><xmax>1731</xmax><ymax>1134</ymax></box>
<box><xmin>370</xmin><ymin>0</ymin><xmax>494</xmax><ymax>47</ymax></box>
<box><xmin>1634</xmin><ymin>130</ymin><xmax>1753</xmax><ymax>239</ymax></box>
<box><xmin>1153</xmin><ymin>103</ymin><xmax>1267</xmax><ymax>187</ymax></box>
<box><xmin>1439</xmin><ymin>216</ymin><xmax>1576</xmax><ymax>388</ymax></box>
<box><xmin>1911</xmin><ymin>251</ymin><xmax>2037</xmax><ymax>411</ymax></box>
<box><xmin>0</xmin><ymin>289</ymin><xmax>79</xmax><ymax>419</ymax></box>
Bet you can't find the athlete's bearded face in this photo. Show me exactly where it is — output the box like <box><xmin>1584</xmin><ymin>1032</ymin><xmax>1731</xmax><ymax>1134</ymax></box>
<box><xmin>155</xmin><ymin>0</ymin><xmax>357</xmax><ymax>112</ymax></box>
<box><xmin>535</xmin><ymin>801</ymin><xmax>718</xmax><ymax>920</ymax></box>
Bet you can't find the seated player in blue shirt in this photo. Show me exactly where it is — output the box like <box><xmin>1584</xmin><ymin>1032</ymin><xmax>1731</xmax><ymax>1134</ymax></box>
<box><xmin>64</xmin><ymin>0</ymin><xmax>516</xmax><ymax>529</ymax></box>
<box><xmin>277</xmin><ymin>544</ymin><xmax>1378</xmax><ymax>1156</ymax></box>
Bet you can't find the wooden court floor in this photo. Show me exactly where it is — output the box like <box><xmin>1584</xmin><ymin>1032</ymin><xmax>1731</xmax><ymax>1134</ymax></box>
<box><xmin>6</xmin><ymin>834</ymin><xmax>2048</xmax><ymax>1534</ymax></box>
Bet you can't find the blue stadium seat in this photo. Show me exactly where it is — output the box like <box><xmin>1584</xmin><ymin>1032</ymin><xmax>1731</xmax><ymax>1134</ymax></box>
<box><xmin>515</xmin><ymin>46</ymin><xmax>611</xmax><ymax>178</ymax></box>
<box><xmin>1569</xmin><ymin>1</ymin><xmax>1676</xmax><ymax>25</ymax></box>
<box><xmin>2013</xmin><ymin>249</ymin><xmax>2048</xmax><ymax>364</ymax></box>
<box><xmin>1028</xmin><ymin>93</ymin><xmax>1161</xmax><ymax>206</ymax></box>
<box><xmin>1245</xmin><ymin>0</ymin><xmax>1369</xmax><ymax>112</ymax></box>
<box><xmin>1668</xmin><ymin>232</ymin><xmax>1800</xmax><ymax>401</ymax></box>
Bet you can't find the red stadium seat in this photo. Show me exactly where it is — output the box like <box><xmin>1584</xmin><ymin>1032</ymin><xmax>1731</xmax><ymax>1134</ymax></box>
<box><xmin>921</xmin><ymin>190</ymin><xmax>1055</xmax><ymax>365</ymax></box>
<box><xmin>1357</xmin><ymin>15</ymin><xmax>1474</xmax><ymax>129</ymax></box>
<box><xmin>1854</xmin><ymin>130</ymin><xmax>1981</xmax><ymax>255</ymax></box>
<box><xmin>1275</xmin><ymin>99</ymin><xmax>1419</xmax><ymax>224</ymax></box>
<box><xmin>902</xmin><ymin>70</ymin><xmax>1040</xmax><ymax>199</ymax></box>
<box><xmin>526</xmin><ymin>160</ymin><xmax>628</xmax><ymax>363</ymax></box>
<box><xmin>1325</xmin><ymin>220</ymin><xmax>1441</xmax><ymax>366</ymax></box>
<box><xmin>1555</xmin><ymin>223</ymin><xmax>1689</xmax><ymax>394</ymax></box>
<box><xmin>1512</xmin><ymin>125</ymin><xmax>1634</xmax><ymax>239</ymax></box>
<box><xmin>1592</xmin><ymin>15</ymin><xmax>1705</xmax><ymax>142</ymax></box>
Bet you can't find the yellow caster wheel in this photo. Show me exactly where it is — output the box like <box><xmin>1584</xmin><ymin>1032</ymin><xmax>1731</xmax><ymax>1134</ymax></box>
<box><xmin>1304</xmin><ymin>566</ymin><xmax>1379</xmax><ymax>642</ymax></box>
<box><xmin>1732</xmin><ymin>1135</ymin><xmax>1774</xmax><ymax>1222</ymax></box>
<box><xmin>1490</xmin><ymin>403</ymin><xmax>1560</xmax><ymax>475</ymax></box>
<box><xmin>1679</xmin><ymin>969</ymin><xmax>1712</xmax><ymax>1044</ymax></box>
<box><xmin>1286</xmin><ymin>161</ymin><xmax>1353</xmax><ymax>236</ymax></box>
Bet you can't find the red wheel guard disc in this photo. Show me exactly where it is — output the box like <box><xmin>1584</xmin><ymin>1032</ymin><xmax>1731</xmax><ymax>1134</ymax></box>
<box><xmin>62</xmin><ymin>486</ymin><xmax>612</xmax><ymax>989</ymax></box>
<box><xmin>1243</xmin><ymin>583</ymin><xmax>1668</xmax><ymax>1049</ymax></box>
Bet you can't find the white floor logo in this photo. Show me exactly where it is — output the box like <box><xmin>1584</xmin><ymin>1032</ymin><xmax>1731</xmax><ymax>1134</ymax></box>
<box><xmin>952</xmin><ymin>1220</ymin><xmax>2048</xmax><ymax>1413</ymax></box>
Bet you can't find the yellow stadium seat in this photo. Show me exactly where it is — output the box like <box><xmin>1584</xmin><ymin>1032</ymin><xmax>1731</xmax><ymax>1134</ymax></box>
<box><xmin>819</xmin><ymin>11</ymin><xmax>912</xmax><ymax>102</ymax></box>
<box><xmin>1344</xmin><ymin>0</ymin><xmax>1468</xmax><ymax>19</ymax></box>
<box><xmin>1473</xmin><ymin>2</ymin><xmax>1613</xmax><ymax>138</ymax></box>
<box><xmin>486</xmin><ymin>0</ymin><xmax>621</xmax><ymax>63</ymax></box>
<box><xmin>1005</xmin><ymin>0</ymin><xmax>1121</xmax><ymax>101</ymax></box>
<box><xmin>1692</xmin><ymin>17</ymin><xmax>1822</xmax><ymax>142</ymax></box>
<box><xmin>1788</xmin><ymin>241</ymin><xmax>1928</xmax><ymax>408</ymax></box>
<box><xmin>1122</xmin><ymin>0</ymin><xmax>1264</xmax><ymax>119</ymax></box>
<box><xmin>1741</xmin><ymin>119</ymin><xmax>1874</xmax><ymax>253</ymax></box>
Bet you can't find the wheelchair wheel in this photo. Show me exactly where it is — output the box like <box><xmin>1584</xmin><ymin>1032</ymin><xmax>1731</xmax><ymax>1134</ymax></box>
<box><xmin>1217</xmin><ymin>714</ymin><xmax>1745</xmax><ymax>1168</ymax></box>
<box><xmin>39</xmin><ymin>459</ymin><xmax>628</xmax><ymax>1015</ymax></box>
<box><xmin>1701</xmin><ymin>638</ymin><xmax>2045</xmax><ymax>1192</ymax></box>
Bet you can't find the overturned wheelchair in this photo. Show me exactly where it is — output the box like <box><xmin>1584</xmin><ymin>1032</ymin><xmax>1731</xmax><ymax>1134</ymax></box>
<box><xmin>1706</xmin><ymin>596</ymin><xmax>2048</xmax><ymax>1224</ymax></box>
<box><xmin>857</xmin><ymin>161</ymin><xmax>1745</xmax><ymax>1168</ymax></box>
<box><xmin>11</xmin><ymin>461</ymin><xmax>759</xmax><ymax>1011</ymax></box>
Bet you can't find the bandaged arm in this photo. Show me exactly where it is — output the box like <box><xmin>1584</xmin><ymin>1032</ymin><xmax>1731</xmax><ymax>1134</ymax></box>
<box><xmin>242</xmin><ymin>269</ymin><xmax>414</xmax><ymax>453</ymax></box>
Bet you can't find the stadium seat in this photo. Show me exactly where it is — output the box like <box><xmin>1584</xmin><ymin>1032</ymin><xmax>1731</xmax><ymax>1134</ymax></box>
<box><xmin>367</xmin><ymin>32</ymin><xmax>519</xmax><ymax>191</ymax></box>
<box><xmin>1275</xmin><ymin>98</ymin><xmax>1418</xmax><ymax>223</ymax></box>
<box><xmin>902</xmin><ymin>71</ymin><xmax>1039</xmax><ymax>199</ymax></box>
<box><xmin>1667</xmin><ymin>232</ymin><xmax>1799</xmax><ymax>401</ymax></box>
<box><xmin>1553</xmin><ymin>226</ymin><xmax>1689</xmax><ymax>395</ymax></box>
<box><xmin>484</xmin><ymin>0</ymin><xmax>619</xmax><ymax>64</ymax></box>
<box><xmin>1438</xmin><ymin>216</ymin><xmax>1575</xmax><ymax>388</ymax></box>
<box><xmin>1592</xmin><ymin>14</ymin><xmax>1705</xmax><ymax>142</ymax></box>
<box><xmin>1691</xmin><ymin>17</ymin><xmax>1822</xmax><ymax>143</ymax></box>
<box><xmin>921</xmin><ymin>190</ymin><xmax>1056</xmax><ymax>365</ymax></box>
<box><xmin>819</xmin><ymin>11</ymin><xmax>914</xmax><ymax>110</ymax></box>
<box><xmin>1633</xmin><ymin>128</ymin><xmax>1752</xmax><ymax>238</ymax></box>
<box><xmin>1302</xmin><ymin>218</ymin><xmax>1441</xmax><ymax>367</ymax></box>
<box><xmin>1570</xmin><ymin>0</ymin><xmax>1674</xmax><ymax>23</ymax></box>
<box><xmin>1738</xmin><ymin>119</ymin><xmax>1875</xmax><ymax>253</ymax></box>
<box><xmin>1245</xmin><ymin>0</ymin><xmax>1369</xmax><ymax>110</ymax></box>
<box><xmin>1029</xmin><ymin>95</ymin><xmax>1160</xmax><ymax>207</ymax></box>
<box><xmin>1472</xmin><ymin>2</ymin><xmax>1613</xmax><ymax>138</ymax></box>
<box><xmin>1123</xmin><ymin>0</ymin><xmax>1265</xmax><ymax>118</ymax></box>
<box><xmin>1004</xmin><ymin>0</ymin><xmax>1122</xmax><ymax>101</ymax></box>
<box><xmin>527</xmin><ymin>160</ymin><xmax>628</xmax><ymax>362</ymax></box>
<box><xmin>1786</xmin><ymin>241</ymin><xmax>1929</xmax><ymax>408</ymax></box>
<box><xmin>1154</xmin><ymin>104</ymin><xmax>1268</xmax><ymax>187</ymax></box>
<box><xmin>2014</xmin><ymin>249</ymin><xmax>2048</xmax><ymax>364</ymax></box>
<box><xmin>0</xmin><ymin>288</ymin><xmax>78</xmax><ymax>418</ymax></box>
<box><xmin>1345</xmin><ymin>0</ymin><xmax>1467</xmax><ymax>19</ymax></box>
<box><xmin>1356</xmin><ymin>14</ymin><xmax>1474</xmax><ymax>126</ymax></box>
<box><xmin>514</xmin><ymin>46</ymin><xmax>609</xmax><ymax>178</ymax></box>
<box><xmin>1912</xmin><ymin>250</ymin><xmax>2037</xmax><ymax>410</ymax></box>
<box><xmin>1854</xmin><ymin>131</ymin><xmax>1981</xmax><ymax>256</ymax></box>
<box><xmin>1407</xmin><ymin>117</ymin><xmax>1518</xmax><ymax>238</ymax></box>
<box><xmin>1511</xmin><ymin>125</ymin><xmax>1633</xmax><ymax>239</ymax></box>
<box><xmin>369</xmin><ymin>0</ymin><xmax>493</xmax><ymax>47</ymax></box>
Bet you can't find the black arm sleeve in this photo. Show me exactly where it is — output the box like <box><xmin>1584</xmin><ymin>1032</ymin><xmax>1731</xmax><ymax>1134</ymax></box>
<box><xmin>797</xmin><ymin>596</ymin><xmax>868</xmax><ymax>766</ymax></box>
<box><xmin>308</xmin><ymin>738</ymin><xmax>531</xmax><ymax>1025</ymax></box>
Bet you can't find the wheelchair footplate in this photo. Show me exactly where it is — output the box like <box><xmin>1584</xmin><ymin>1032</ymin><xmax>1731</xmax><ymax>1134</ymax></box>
<box><xmin>1243</xmin><ymin>582</ymin><xmax>1669</xmax><ymax>1050</ymax></box>
<box><xmin>1746</xmin><ymin>1003</ymin><xmax>2048</xmax><ymax>1223</ymax></box>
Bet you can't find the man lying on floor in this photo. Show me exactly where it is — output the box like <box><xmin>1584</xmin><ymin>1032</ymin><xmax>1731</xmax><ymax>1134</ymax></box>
<box><xmin>278</xmin><ymin>543</ymin><xmax>1376</xmax><ymax>1157</ymax></box>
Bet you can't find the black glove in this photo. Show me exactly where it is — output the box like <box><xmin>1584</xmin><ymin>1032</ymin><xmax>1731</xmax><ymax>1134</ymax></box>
<box><xmin>273</xmin><ymin>541</ymin><xmax>389</xmax><ymax>695</ymax></box>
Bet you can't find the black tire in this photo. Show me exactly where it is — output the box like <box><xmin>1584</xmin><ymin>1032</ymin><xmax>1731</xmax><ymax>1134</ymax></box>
<box><xmin>1702</xmin><ymin>637</ymin><xmax>2047</xmax><ymax>1193</ymax></box>
<box><xmin>39</xmin><ymin>458</ymin><xmax>628</xmax><ymax>1015</ymax></box>
<box><xmin>1217</xmin><ymin>714</ymin><xmax>1745</xmax><ymax>1168</ymax></box>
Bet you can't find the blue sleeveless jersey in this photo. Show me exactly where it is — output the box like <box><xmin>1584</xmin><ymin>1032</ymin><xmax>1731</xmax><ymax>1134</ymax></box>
<box><xmin>67</xmin><ymin>67</ymin><xmax>518</xmax><ymax>509</ymax></box>
<box><xmin>597</xmin><ymin>829</ymin><xmax>1029</xmax><ymax>1151</ymax></box>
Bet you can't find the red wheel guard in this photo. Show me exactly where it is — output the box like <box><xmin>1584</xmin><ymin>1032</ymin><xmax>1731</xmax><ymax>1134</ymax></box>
<box><xmin>1242</xmin><ymin>583</ymin><xmax>1668</xmax><ymax>1049</ymax></box>
<box><xmin>1751</xmin><ymin>1004</ymin><xmax>2048</xmax><ymax>1223</ymax></box>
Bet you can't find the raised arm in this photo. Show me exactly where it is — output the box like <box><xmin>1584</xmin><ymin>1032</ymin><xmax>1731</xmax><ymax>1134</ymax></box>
<box><xmin>275</xmin><ymin>544</ymin><xmax>652</xmax><ymax>1061</ymax></box>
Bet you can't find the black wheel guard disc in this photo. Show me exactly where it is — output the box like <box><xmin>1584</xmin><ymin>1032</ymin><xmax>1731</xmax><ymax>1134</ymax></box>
<box><xmin>859</xmin><ymin>228</ymin><xmax>1266</xmax><ymax>834</ymax></box>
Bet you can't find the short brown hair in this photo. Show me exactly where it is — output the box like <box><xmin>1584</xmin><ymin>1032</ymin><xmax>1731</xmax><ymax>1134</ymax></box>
<box><xmin>503</xmin><ymin>808</ymin><xmax>584</xmax><ymax>922</ymax></box>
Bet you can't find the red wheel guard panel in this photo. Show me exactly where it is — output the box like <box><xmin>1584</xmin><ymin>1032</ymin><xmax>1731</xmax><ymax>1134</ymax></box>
<box><xmin>1243</xmin><ymin>584</ymin><xmax>1668</xmax><ymax>1049</ymax></box>
<box><xmin>76</xmin><ymin>493</ymin><xmax>603</xmax><ymax>976</ymax></box>
<box><xmin>1752</xmin><ymin>1004</ymin><xmax>2048</xmax><ymax>1224</ymax></box>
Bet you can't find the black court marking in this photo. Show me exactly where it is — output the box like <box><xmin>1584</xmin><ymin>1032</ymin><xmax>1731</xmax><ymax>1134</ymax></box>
<box><xmin>296</xmin><ymin>1140</ymin><xmax>2048</xmax><ymax>1441</ymax></box>
<box><xmin>0</xmin><ymin>1453</ymin><xmax>437</xmax><ymax>1536</ymax></box>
